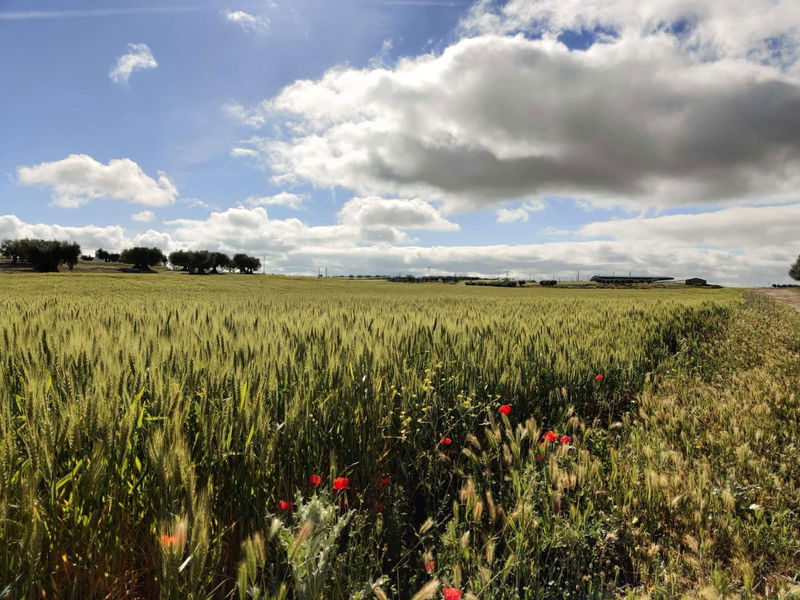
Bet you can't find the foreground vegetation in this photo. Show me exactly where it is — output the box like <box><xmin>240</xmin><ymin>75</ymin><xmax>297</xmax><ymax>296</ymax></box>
<box><xmin>0</xmin><ymin>276</ymin><xmax>797</xmax><ymax>599</ymax></box>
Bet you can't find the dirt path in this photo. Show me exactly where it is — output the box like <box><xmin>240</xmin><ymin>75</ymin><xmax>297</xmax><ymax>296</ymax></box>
<box><xmin>756</xmin><ymin>288</ymin><xmax>800</xmax><ymax>313</ymax></box>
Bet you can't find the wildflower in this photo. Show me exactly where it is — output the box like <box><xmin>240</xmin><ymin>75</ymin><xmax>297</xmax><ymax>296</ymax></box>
<box><xmin>380</xmin><ymin>476</ymin><xmax>392</xmax><ymax>487</ymax></box>
<box><xmin>441</xmin><ymin>437</ymin><xmax>452</xmax><ymax>446</ymax></box>
<box><xmin>375</xmin><ymin>503</ymin><xmax>384</xmax><ymax>514</ymax></box>
<box><xmin>498</xmin><ymin>404</ymin><xmax>512</xmax><ymax>415</ymax></box>
<box><xmin>333</xmin><ymin>477</ymin><xmax>350</xmax><ymax>490</ymax></box>
<box><xmin>749</xmin><ymin>503</ymin><xmax>762</xmax><ymax>511</ymax></box>
<box><xmin>309</xmin><ymin>473</ymin><xmax>322</xmax><ymax>486</ymax></box>
<box><xmin>159</xmin><ymin>534</ymin><xmax>182</xmax><ymax>548</ymax></box>
<box><xmin>279</xmin><ymin>500</ymin><xmax>293</xmax><ymax>511</ymax></box>
<box><xmin>595</xmin><ymin>374</ymin><xmax>604</xmax><ymax>381</ymax></box>
<box><xmin>543</xmin><ymin>430</ymin><xmax>558</xmax><ymax>443</ymax></box>
<box><xmin>425</xmin><ymin>560</ymin><xmax>435</xmax><ymax>573</ymax></box>
<box><xmin>443</xmin><ymin>588</ymin><xmax>462</xmax><ymax>600</ymax></box>
<box><xmin>559</xmin><ymin>435</ymin><xmax>572</xmax><ymax>444</ymax></box>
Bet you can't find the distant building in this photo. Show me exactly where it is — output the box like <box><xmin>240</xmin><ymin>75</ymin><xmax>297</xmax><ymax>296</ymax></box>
<box><xmin>685</xmin><ymin>278</ymin><xmax>707</xmax><ymax>286</ymax></box>
<box><xmin>590</xmin><ymin>275</ymin><xmax>673</xmax><ymax>285</ymax></box>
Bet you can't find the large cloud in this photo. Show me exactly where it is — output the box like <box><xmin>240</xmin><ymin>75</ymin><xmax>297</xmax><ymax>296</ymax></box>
<box><xmin>109</xmin><ymin>43</ymin><xmax>157</xmax><ymax>85</ymax></box>
<box><xmin>0</xmin><ymin>214</ymin><xmax>170</xmax><ymax>253</ymax></box>
<box><xmin>0</xmin><ymin>215</ymin><xmax>128</xmax><ymax>251</ymax></box>
<box><xmin>338</xmin><ymin>197</ymin><xmax>459</xmax><ymax>231</ymax></box>
<box><xmin>461</xmin><ymin>0</ymin><xmax>800</xmax><ymax>70</ymax></box>
<box><xmin>230</xmin><ymin>8</ymin><xmax>800</xmax><ymax>213</ymax></box>
<box><xmin>16</xmin><ymin>154</ymin><xmax>178</xmax><ymax>208</ymax></box>
<box><xmin>164</xmin><ymin>206</ymin><xmax>356</xmax><ymax>253</ymax></box>
<box><xmin>579</xmin><ymin>202</ymin><xmax>800</xmax><ymax>250</ymax></box>
<box><xmin>165</xmin><ymin>198</ymin><xmax>457</xmax><ymax>252</ymax></box>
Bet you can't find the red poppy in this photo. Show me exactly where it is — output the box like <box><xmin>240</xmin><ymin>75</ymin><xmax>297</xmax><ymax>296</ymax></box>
<box><xmin>380</xmin><ymin>476</ymin><xmax>392</xmax><ymax>487</ymax></box>
<box><xmin>543</xmin><ymin>430</ymin><xmax>558</xmax><ymax>443</ymax></box>
<box><xmin>441</xmin><ymin>437</ymin><xmax>452</xmax><ymax>446</ymax></box>
<box><xmin>279</xmin><ymin>500</ymin><xmax>293</xmax><ymax>511</ymax></box>
<box><xmin>374</xmin><ymin>503</ymin><xmax>384</xmax><ymax>514</ymax></box>
<box><xmin>443</xmin><ymin>588</ymin><xmax>462</xmax><ymax>600</ymax></box>
<box><xmin>595</xmin><ymin>374</ymin><xmax>604</xmax><ymax>381</ymax></box>
<box><xmin>498</xmin><ymin>404</ymin><xmax>512</xmax><ymax>415</ymax></box>
<box><xmin>559</xmin><ymin>435</ymin><xmax>572</xmax><ymax>444</ymax></box>
<box><xmin>309</xmin><ymin>473</ymin><xmax>322</xmax><ymax>486</ymax></box>
<box><xmin>333</xmin><ymin>477</ymin><xmax>350</xmax><ymax>490</ymax></box>
<box><xmin>425</xmin><ymin>560</ymin><xmax>435</xmax><ymax>573</ymax></box>
<box><xmin>159</xmin><ymin>534</ymin><xmax>182</xmax><ymax>548</ymax></box>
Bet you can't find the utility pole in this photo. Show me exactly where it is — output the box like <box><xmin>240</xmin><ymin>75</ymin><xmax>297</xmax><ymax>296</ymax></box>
<box><xmin>262</xmin><ymin>255</ymin><xmax>267</xmax><ymax>275</ymax></box>
<box><xmin>325</xmin><ymin>267</ymin><xmax>328</xmax><ymax>278</ymax></box>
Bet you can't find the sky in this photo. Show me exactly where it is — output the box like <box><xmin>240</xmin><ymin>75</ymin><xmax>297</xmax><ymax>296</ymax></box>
<box><xmin>1</xmin><ymin>0</ymin><xmax>800</xmax><ymax>285</ymax></box>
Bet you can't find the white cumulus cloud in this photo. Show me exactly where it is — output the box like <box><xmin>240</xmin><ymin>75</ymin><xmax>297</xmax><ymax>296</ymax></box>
<box><xmin>579</xmin><ymin>202</ymin><xmax>800</xmax><ymax>250</ymax></box>
<box><xmin>338</xmin><ymin>197</ymin><xmax>459</xmax><ymax>231</ymax></box>
<box><xmin>109</xmin><ymin>43</ymin><xmax>157</xmax><ymax>85</ymax></box>
<box><xmin>496</xmin><ymin>200</ymin><xmax>546</xmax><ymax>223</ymax></box>
<box><xmin>224</xmin><ymin>10</ymin><xmax>269</xmax><ymax>34</ymax></box>
<box><xmin>461</xmin><ymin>0</ymin><xmax>800</xmax><ymax>70</ymax></box>
<box><xmin>17</xmin><ymin>154</ymin><xmax>178</xmax><ymax>208</ymax></box>
<box><xmin>233</xmin><ymin>32</ymin><xmax>800</xmax><ymax>213</ymax></box>
<box><xmin>245</xmin><ymin>192</ymin><xmax>308</xmax><ymax>210</ymax></box>
<box><xmin>132</xmin><ymin>210</ymin><xmax>156</xmax><ymax>223</ymax></box>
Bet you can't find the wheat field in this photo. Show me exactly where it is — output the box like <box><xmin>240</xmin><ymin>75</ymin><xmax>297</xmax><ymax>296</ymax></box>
<box><xmin>1</xmin><ymin>275</ymin><xmax>797</xmax><ymax>599</ymax></box>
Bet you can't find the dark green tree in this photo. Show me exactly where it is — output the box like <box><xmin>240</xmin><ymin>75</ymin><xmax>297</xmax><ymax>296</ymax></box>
<box><xmin>168</xmin><ymin>250</ymin><xmax>189</xmax><ymax>271</ymax></box>
<box><xmin>790</xmin><ymin>255</ymin><xmax>800</xmax><ymax>281</ymax></box>
<box><xmin>233</xmin><ymin>253</ymin><xmax>261</xmax><ymax>274</ymax></box>
<box><xmin>119</xmin><ymin>246</ymin><xmax>167</xmax><ymax>271</ymax></box>
<box><xmin>186</xmin><ymin>250</ymin><xmax>213</xmax><ymax>274</ymax></box>
<box><xmin>210</xmin><ymin>252</ymin><xmax>233</xmax><ymax>274</ymax></box>
<box><xmin>1</xmin><ymin>239</ymin><xmax>25</xmax><ymax>264</ymax></box>
<box><xmin>95</xmin><ymin>248</ymin><xmax>110</xmax><ymax>262</ymax></box>
<box><xmin>18</xmin><ymin>239</ymin><xmax>81</xmax><ymax>272</ymax></box>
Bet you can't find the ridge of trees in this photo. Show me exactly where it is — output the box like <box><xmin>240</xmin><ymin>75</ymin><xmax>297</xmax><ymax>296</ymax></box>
<box><xmin>0</xmin><ymin>239</ymin><xmax>80</xmax><ymax>272</ymax></box>
<box><xmin>95</xmin><ymin>249</ymin><xmax>121</xmax><ymax>262</ymax></box>
<box><xmin>1</xmin><ymin>238</ymin><xmax>261</xmax><ymax>275</ymax></box>
<box><xmin>168</xmin><ymin>250</ymin><xmax>261</xmax><ymax>274</ymax></box>
<box><xmin>119</xmin><ymin>247</ymin><xmax>167</xmax><ymax>272</ymax></box>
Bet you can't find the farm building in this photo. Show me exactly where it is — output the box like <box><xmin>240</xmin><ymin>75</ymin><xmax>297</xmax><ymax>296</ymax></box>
<box><xmin>685</xmin><ymin>278</ymin><xmax>707</xmax><ymax>286</ymax></box>
<box><xmin>590</xmin><ymin>275</ymin><xmax>674</xmax><ymax>285</ymax></box>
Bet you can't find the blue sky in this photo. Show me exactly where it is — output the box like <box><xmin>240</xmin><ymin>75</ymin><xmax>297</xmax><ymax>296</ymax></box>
<box><xmin>2</xmin><ymin>0</ymin><xmax>800</xmax><ymax>284</ymax></box>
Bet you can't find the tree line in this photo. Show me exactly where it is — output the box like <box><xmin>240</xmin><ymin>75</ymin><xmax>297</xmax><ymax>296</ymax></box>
<box><xmin>166</xmin><ymin>250</ymin><xmax>261</xmax><ymax>274</ymax></box>
<box><xmin>1</xmin><ymin>239</ymin><xmax>81</xmax><ymax>272</ymax></box>
<box><xmin>1</xmin><ymin>238</ymin><xmax>261</xmax><ymax>274</ymax></box>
